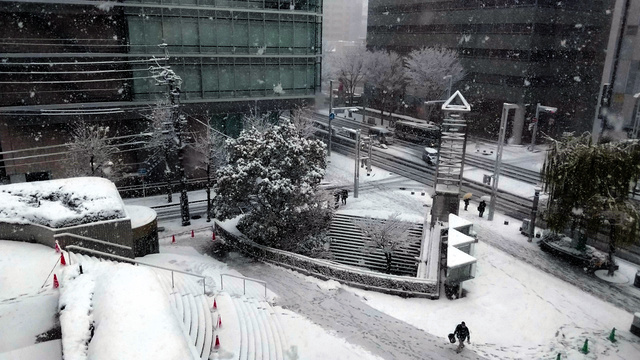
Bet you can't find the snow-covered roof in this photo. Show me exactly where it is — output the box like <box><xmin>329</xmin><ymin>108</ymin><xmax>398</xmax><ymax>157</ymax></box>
<box><xmin>448</xmin><ymin>228</ymin><xmax>476</xmax><ymax>247</ymax></box>
<box><xmin>125</xmin><ymin>205</ymin><xmax>157</xmax><ymax>229</ymax></box>
<box><xmin>448</xmin><ymin>213</ymin><xmax>472</xmax><ymax>230</ymax></box>
<box><xmin>0</xmin><ymin>177</ymin><xmax>126</xmax><ymax>228</ymax></box>
<box><xmin>447</xmin><ymin>246</ymin><xmax>477</xmax><ymax>268</ymax></box>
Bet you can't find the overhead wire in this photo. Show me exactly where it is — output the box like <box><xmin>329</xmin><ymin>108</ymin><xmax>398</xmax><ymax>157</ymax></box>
<box><xmin>0</xmin><ymin>57</ymin><xmax>168</xmax><ymax>66</ymax></box>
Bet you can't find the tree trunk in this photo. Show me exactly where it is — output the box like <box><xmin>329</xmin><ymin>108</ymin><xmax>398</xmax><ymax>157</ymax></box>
<box><xmin>608</xmin><ymin>223</ymin><xmax>617</xmax><ymax>276</ymax></box>
<box><xmin>385</xmin><ymin>253</ymin><xmax>392</xmax><ymax>274</ymax></box>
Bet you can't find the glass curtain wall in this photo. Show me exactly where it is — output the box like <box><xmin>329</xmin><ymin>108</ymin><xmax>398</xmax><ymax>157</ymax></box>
<box><xmin>125</xmin><ymin>1</ymin><xmax>322</xmax><ymax>100</ymax></box>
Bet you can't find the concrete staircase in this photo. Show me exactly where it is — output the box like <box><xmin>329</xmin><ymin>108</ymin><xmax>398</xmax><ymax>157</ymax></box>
<box><xmin>231</xmin><ymin>296</ymin><xmax>289</xmax><ymax>360</ymax></box>
<box><xmin>328</xmin><ymin>213</ymin><xmax>423</xmax><ymax>276</ymax></box>
<box><xmin>68</xmin><ymin>253</ymin><xmax>288</xmax><ymax>360</ymax></box>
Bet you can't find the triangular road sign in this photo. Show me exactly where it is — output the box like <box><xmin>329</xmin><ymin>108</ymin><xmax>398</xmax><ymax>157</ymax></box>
<box><xmin>441</xmin><ymin>90</ymin><xmax>471</xmax><ymax>112</ymax></box>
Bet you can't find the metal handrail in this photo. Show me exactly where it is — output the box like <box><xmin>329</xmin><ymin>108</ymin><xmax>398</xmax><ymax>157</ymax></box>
<box><xmin>66</xmin><ymin>245</ymin><xmax>208</xmax><ymax>295</ymax></box>
<box><xmin>220</xmin><ymin>273</ymin><xmax>267</xmax><ymax>298</ymax></box>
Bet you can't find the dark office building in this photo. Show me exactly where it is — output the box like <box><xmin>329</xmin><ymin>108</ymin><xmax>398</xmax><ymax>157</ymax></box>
<box><xmin>367</xmin><ymin>0</ymin><xmax>613</xmax><ymax>143</ymax></box>
<box><xmin>0</xmin><ymin>0</ymin><xmax>322</xmax><ymax>183</ymax></box>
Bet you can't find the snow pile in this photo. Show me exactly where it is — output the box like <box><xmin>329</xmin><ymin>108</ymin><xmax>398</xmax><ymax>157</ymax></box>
<box><xmin>58</xmin><ymin>261</ymin><xmax>191</xmax><ymax>360</ymax></box>
<box><xmin>0</xmin><ymin>177</ymin><xmax>126</xmax><ymax>228</ymax></box>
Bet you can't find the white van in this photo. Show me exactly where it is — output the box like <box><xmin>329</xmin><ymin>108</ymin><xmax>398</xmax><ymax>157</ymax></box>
<box><xmin>422</xmin><ymin>147</ymin><xmax>438</xmax><ymax>165</ymax></box>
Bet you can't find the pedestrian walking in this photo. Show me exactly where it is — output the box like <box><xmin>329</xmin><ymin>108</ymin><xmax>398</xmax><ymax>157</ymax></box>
<box><xmin>463</xmin><ymin>198</ymin><xmax>470</xmax><ymax>211</ymax></box>
<box><xmin>478</xmin><ymin>200</ymin><xmax>486</xmax><ymax>217</ymax></box>
<box><xmin>334</xmin><ymin>191</ymin><xmax>340</xmax><ymax>209</ymax></box>
<box><xmin>453</xmin><ymin>321</ymin><xmax>470</xmax><ymax>353</ymax></box>
<box><xmin>341</xmin><ymin>189</ymin><xmax>348</xmax><ymax>204</ymax></box>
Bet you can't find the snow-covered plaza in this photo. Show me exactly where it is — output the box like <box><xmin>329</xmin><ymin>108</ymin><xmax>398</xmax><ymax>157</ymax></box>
<box><xmin>1</xmin><ymin>152</ymin><xmax>640</xmax><ymax>360</ymax></box>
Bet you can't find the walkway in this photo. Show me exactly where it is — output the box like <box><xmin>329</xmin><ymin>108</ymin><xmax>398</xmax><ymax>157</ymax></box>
<box><xmin>223</xmin><ymin>256</ymin><xmax>487</xmax><ymax>360</ymax></box>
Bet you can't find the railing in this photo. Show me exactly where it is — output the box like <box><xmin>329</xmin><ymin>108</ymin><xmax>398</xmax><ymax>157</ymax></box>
<box><xmin>66</xmin><ymin>245</ymin><xmax>208</xmax><ymax>295</ymax></box>
<box><xmin>220</xmin><ymin>273</ymin><xmax>268</xmax><ymax>299</ymax></box>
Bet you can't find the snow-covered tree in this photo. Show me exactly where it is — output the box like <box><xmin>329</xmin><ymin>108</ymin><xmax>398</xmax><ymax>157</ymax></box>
<box><xmin>289</xmin><ymin>108</ymin><xmax>316</xmax><ymax>139</ymax></box>
<box><xmin>190</xmin><ymin>126</ymin><xmax>229</xmax><ymax>221</ymax></box>
<box><xmin>64</xmin><ymin>121</ymin><xmax>121</xmax><ymax>180</ymax></box>
<box><xmin>326</xmin><ymin>46</ymin><xmax>368</xmax><ymax>106</ymax></box>
<box><xmin>212</xmin><ymin>119</ymin><xmax>333</xmax><ymax>251</ymax></box>
<box><xmin>542</xmin><ymin>134</ymin><xmax>640</xmax><ymax>275</ymax></box>
<box><xmin>143</xmin><ymin>101</ymin><xmax>178</xmax><ymax>203</ymax></box>
<box><xmin>354</xmin><ymin>212</ymin><xmax>416</xmax><ymax>274</ymax></box>
<box><xmin>364</xmin><ymin>50</ymin><xmax>406</xmax><ymax>122</ymax></box>
<box><xmin>405</xmin><ymin>47</ymin><xmax>465</xmax><ymax>101</ymax></box>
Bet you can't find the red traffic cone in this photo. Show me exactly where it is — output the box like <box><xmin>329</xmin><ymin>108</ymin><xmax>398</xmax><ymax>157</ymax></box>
<box><xmin>53</xmin><ymin>274</ymin><xmax>59</xmax><ymax>288</ymax></box>
<box><xmin>212</xmin><ymin>232</ymin><xmax>216</xmax><ymax>241</ymax></box>
<box><xmin>217</xmin><ymin>314</ymin><xmax>222</xmax><ymax>328</ymax></box>
<box><xmin>54</xmin><ymin>241</ymin><xmax>61</xmax><ymax>253</ymax></box>
<box><xmin>214</xmin><ymin>335</ymin><xmax>220</xmax><ymax>349</ymax></box>
<box><xmin>171</xmin><ymin>235</ymin><xmax>176</xmax><ymax>243</ymax></box>
<box><xmin>60</xmin><ymin>253</ymin><xmax>66</xmax><ymax>266</ymax></box>
<box><xmin>191</xmin><ymin>230</ymin><xmax>194</xmax><ymax>238</ymax></box>
<box><xmin>213</xmin><ymin>298</ymin><xmax>217</xmax><ymax>310</ymax></box>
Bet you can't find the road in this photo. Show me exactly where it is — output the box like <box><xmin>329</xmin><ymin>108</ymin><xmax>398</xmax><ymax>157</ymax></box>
<box><xmin>472</xmin><ymin>225</ymin><xmax>640</xmax><ymax>314</ymax></box>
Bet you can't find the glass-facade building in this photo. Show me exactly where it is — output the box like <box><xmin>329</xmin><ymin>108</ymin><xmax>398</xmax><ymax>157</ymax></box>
<box><xmin>125</xmin><ymin>1</ymin><xmax>322</xmax><ymax>103</ymax></box>
<box><xmin>0</xmin><ymin>0</ymin><xmax>323</xmax><ymax>182</ymax></box>
<box><xmin>368</xmin><ymin>0</ymin><xmax>612</xmax><ymax>140</ymax></box>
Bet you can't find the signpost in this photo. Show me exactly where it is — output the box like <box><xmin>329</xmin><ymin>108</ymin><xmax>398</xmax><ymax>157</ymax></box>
<box><xmin>138</xmin><ymin>168</ymin><xmax>147</xmax><ymax>197</ymax></box>
<box><xmin>529</xmin><ymin>103</ymin><xmax>557</xmax><ymax>151</ymax></box>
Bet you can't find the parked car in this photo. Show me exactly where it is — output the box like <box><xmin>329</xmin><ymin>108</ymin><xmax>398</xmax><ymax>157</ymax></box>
<box><xmin>422</xmin><ymin>147</ymin><xmax>438</xmax><ymax>165</ymax></box>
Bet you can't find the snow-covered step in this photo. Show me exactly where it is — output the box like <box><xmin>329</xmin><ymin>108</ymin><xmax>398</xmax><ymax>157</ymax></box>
<box><xmin>232</xmin><ymin>296</ymin><xmax>252</xmax><ymax>360</ymax></box>
<box><xmin>250</xmin><ymin>298</ymin><xmax>277</xmax><ymax>360</ymax></box>
<box><xmin>271</xmin><ymin>305</ymin><xmax>290</xmax><ymax>356</ymax></box>
<box><xmin>243</xmin><ymin>297</ymin><xmax>264</xmax><ymax>360</ymax></box>
<box><xmin>252</xmin><ymin>298</ymin><xmax>275</xmax><ymax>359</ymax></box>
<box><xmin>184</xmin><ymin>294</ymin><xmax>198</xmax><ymax>345</ymax></box>
<box><xmin>197</xmin><ymin>295</ymin><xmax>214</xmax><ymax>360</ymax></box>
<box><xmin>193</xmin><ymin>294</ymin><xmax>206</xmax><ymax>358</ymax></box>
<box><xmin>214</xmin><ymin>293</ymin><xmax>241</xmax><ymax>359</ymax></box>
<box><xmin>258</xmin><ymin>300</ymin><xmax>283</xmax><ymax>360</ymax></box>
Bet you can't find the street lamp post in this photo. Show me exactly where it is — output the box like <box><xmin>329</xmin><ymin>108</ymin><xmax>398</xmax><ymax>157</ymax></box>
<box><xmin>529</xmin><ymin>103</ymin><xmax>557</xmax><ymax>151</ymax></box>
<box><xmin>529</xmin><ymin>188</ymin><xmax>541</xmax><ymax>242</ymax></box>
<box><xmin>488</xmin><ymin>103</ymin><xmax>519</xmax><ymax>221</ymax></box>
<box><xmin>328</xmin><ymin>80</ymin><xmax>334</xmax><ymax>157</ymax></box>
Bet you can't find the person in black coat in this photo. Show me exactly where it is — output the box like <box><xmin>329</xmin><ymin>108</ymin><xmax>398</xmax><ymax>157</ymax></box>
<box><xmin>463</xmin><ymin>198</ymin><xmax>470</xmax><ymax>211</ymax></box>
<box><xmin>453</xmin><ymin>321</ymin><xmax>470</xmax><ymax>353</ymax></box>
<box><xmin>341</xmin><ymin>189</ymin><xmax>348</xmax><ymax>204</ymax></box>
<box><xmin>478</xmin><ymin>200</ymin><xmax>486</xmax><ymax>217</ymax></box>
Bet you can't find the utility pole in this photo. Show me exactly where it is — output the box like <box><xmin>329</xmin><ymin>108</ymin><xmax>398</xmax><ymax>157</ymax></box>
<box><xmin>488</xmin><ymin>103</ymin><xmax>519</xmax><ymax>220</ymax></box>
<box><xmin>529</xmin><ymin>188</ymin><xmax>541</xmax><ymax>242</ymax></box>
<box><xmin>328</xmin><ymin>80</ymin><xmax>334</xmax><ymax>157</ymax></box>
<box><xmin>354</xmin><ymin>129</ymin><xmax>361</xmax><ymax>198</ymax></box>
<box><xmin>529</xmin><ymin>103</ymin><xmax>557</xmax><ymax>151</ymax></box>
<box><xmin>367</xmin><ymin>136</ymin><xmax>372</xmax><ymax>175</ymax></box>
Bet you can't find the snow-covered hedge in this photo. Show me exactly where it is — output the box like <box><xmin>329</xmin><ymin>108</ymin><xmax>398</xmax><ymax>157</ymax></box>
<box><xmin>0</xmin><ymin>177</ymin><xmax>126</xmax><ymax>228</ymax></box>
<box><xmin>215</xmin><ymin>222</ymin><xmax>439</xmax><ymax>298</ymax></box>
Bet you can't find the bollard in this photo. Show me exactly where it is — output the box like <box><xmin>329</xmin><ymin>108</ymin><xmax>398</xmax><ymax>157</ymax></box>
<box><xmin>580</xmin><ymin>339</ymin><xmax>589</xmax><ymax>354</ymax></box>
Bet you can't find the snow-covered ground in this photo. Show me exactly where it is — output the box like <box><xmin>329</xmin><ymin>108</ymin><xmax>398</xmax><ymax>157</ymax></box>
<box><xmin>2</xmin><ymin>151</ymin><xmax>640</xmax><ymax>360</ymax></box>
